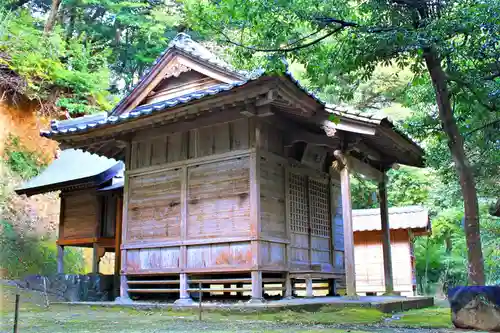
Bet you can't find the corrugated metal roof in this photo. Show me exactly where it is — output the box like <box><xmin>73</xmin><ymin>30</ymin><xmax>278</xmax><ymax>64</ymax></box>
<box><xmin>352</xmin><ymin>205</ymin><xmax>430</xmax><ymax>232</ymax></box>
<box><xmin>15</xmin><ymin>149</ymin><xmax>123</xmax><ymax>196</ymax></box>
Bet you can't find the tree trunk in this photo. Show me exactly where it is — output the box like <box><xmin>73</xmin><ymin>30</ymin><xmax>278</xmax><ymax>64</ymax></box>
<box><xmin>44</xmin><ymin>0</ymin><xmax>63</xmax><ymax>34</ymax></box>
<box><xmin>423</xmin><ymin>47</ymin><xmax>485</xmax><ymax>286</ymax></box>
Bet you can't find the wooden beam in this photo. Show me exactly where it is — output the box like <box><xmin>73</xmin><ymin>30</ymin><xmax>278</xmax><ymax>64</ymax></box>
<box><xmin>305</xmin><ymin>277</ymin><xmax>314</xmax><ymax>298</ymax></box>
<box><xmin>92</xmin><ymin>243</ymin><xmax>100</xmax><ymax>274</ymax></box>
<box><xmin>335</xmin><ymin>150</ymin><xmax>357</xmax><ymax>297</ymax></box>
<box><xmin>57</xmin><ymin>237</ymin><xmax>97</xmax><ymax>246</ymax></box>
<box><xmin>120</xmin><ymin>141</ymin><xmax>131</xmax><ymax>301</ymax></box>
<box><xmin>114</xmin><ymin>196</ymin><xmax>123</xmax><ymax>297</ymax></box>
<box><xmin>267</xmin><ymin>114</ymin><xmax>340</xmax><ymax>149</ymax></box>
<box><xmin>55</xmin><ymin>80</ymin><xmax>273</xmax><ymax>145</ymax></box>
<box><xmin>250</xmin><ymin>271</ymin><xmax>263</xmax><ymax>302</ymax></box>
<box><xmin>57</xmin><ymin>245</ymin><xmax>64</xmax><ymax>274</ymax></box>
<box><xmin>379</xmin><ymin>175</ymin><xmax>394</xmax><ymax>294</ymax></box>
<box><xmin>312</xmin><ymin>114</ymin><xmax>377</xmax><ymax>136</ymax></box>
<box><xmin>346</xmin><ymin>156</ymin><xmax>384</xmax><ymax>183</ymax></box>
<box><xmin>352</xmin><ymin>141</ymin><xmax>382</xmax><ymax>161</ymax></box>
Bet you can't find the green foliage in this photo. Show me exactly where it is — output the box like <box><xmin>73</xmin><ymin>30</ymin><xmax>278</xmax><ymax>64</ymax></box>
<box><xmin>0</xmin><ymin>9</ymin><xmax>111</xmax><ymax>114</ymax></box>
<box><xmin>3</xmin><ymin>134</ymin><xmax>48</xmax><ymax>179</ymax></box>
<box><xmin>0</xmin><ymin>220</ymin><xmax>85</xmax><ymax>278</ymax></box>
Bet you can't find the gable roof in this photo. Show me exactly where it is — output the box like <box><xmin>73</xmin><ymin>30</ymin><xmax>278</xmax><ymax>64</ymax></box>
<box><xmin>39</xmin><ymin>34</ymin><xmax>425</xmax><ymax>168</ymax></box>
<box><xmin>352</xmin><ymin>205</ymin><xmax>430</xmax><ymax>233</ymax></box>
<box><xmin>109</xmin><ymin>33</ymin><xmax>250</xmax><ymax>117</ymax></box>
<box><xmin>15</xmin><ymin>149</ymin><xmax>123</xmax><ymax>196</ymax></box>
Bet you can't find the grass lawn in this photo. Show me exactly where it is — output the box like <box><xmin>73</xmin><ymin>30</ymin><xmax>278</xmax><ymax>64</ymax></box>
<box><xmin>391</xmin><ymin>307</ymin><xmax>453</xmax><ymax>329</ymax></box>
<box><xmin>0</xmin><ymin>283</ymin><xmax>454</xmax><ymax>333</ymax></box>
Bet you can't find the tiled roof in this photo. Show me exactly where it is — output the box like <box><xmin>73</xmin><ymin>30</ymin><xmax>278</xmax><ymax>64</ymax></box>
<box><xmin>168</xmin><ymin>33</ymin><xmax>247</xmax><ymax>76</ymax></box>
<box><xmin>352</xmin><ymin>205</ymin><xmax>430</xmax><ymax>232</ymax></box>
<box><xmin>41</xmin><ymin>70</ymin><xmax>324</xmax><ymax>138</ymax></box>
<box><xmin>108</xmin><ymin>33</ymin><xmax>249</xmax><ymax>117</ymax></box>
<box><xmin>325</xmin><ymin>104</ymin><xmax>384</xmax><ymax>124</ymax></box>
<box><xmin>15</xmin><ymin>149</ymin><xmax>124</xmax><ymax>196</ymax></box>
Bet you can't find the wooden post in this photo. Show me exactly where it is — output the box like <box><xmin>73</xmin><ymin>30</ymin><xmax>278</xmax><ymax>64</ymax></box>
<box><xmin>13</xmin><ymin>293</ymin><xmax>19</xmax><ymax>333</ymax></box>
<box><xmin>92</xmin><ymin>243</ymin><xmax>99</xmax><ymax>274</ymax></box>
<box><xmin>328</xmin><ymin>279</ymin><xmax>337</xmax><ymax>296</ymax></box>
<box><xmin>284</xmin><ymin>272</ymin><xmax>293</xmax><ymax>299</ymax></box>
<box><xmin>336</xmin><ymin>151</ymin><xmax>357</xmax><ymax>297</ymax></box>
<box><xmin>175</xmin><ymin>166</ymin><xmax>192</xmax><ymax>305</ymax></box>
<box><xmin>175</xmin><ymin>273</ymin><xmax>192</xmax><ymax>304</ymax></box>
<box><xmin>236</xmin><ymin>283</ymin><xmax>243</xmax><ymax>297</ymax></box>
<box><xmin>249</xmin><ymin>271</ymin><xmax>263</xmax><ymax>303</ymax></box>
<box><xmin>198</xmin><ymin>282</ymin><xmax>203</xmax><ymax>321</ymax></box>
<box><xmin>305</xmin><ymin>277</ymin><xmax>314</xmax><ymax>298</ymax></box>
<box><xmin>114</xmin><ymin>196</ymin><xmax>123</xmax><ymax>298</ymax></box>
<box><xmin>57</xmin><ymin>245</ymin><xmax>64</xmax><ymax>274</ymax></box>
<box><xmin>379</xmin><ymin>175</ymin><xmax>395</xmax><ymax>295</ymax></box>
<box><xmin>119</xmin><ymin>141</ymin><xmax>131</xmax><ymax>302</ymax></box>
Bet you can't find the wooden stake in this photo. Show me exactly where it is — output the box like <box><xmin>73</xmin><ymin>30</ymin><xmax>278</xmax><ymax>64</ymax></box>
<box><xmin>198</xmin><ymin>283</ymin><xmax>203</xmax><ymax>321</ymax></box>
<box><xmin>13</xmin><ymin>294</ymin><xmax>20</xmax><ymax>333</ymax></box>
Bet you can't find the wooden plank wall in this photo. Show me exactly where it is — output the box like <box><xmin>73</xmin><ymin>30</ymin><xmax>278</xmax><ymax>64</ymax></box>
<box><xmin>330</xmin><ymin>180</ymin><xmax>344</xmax><ymax>273</ymax></box>
<box><xmin>257</xmin><ymin>146</ymin><xmax>337</xmax><ymax>275</ymax></box>
<box><xmin>187</xmin><ymin>157</ymin><xmax>251</xmax><ymax>239</ymax></box>
<box><xmin>122</xmin><ymin>117</ymin><xmax>255</xmax><ymax>275</ymax></box>
<box><xmin>61</xmin><ymin>191</ymin><xmax>98</xmax><ymax>240</ymax></box>
<box><xmin>258</xmin><ymin>121</ymin><xmax>285</xmax><ymax>156</ymax></box>
<box><xmin>127</xmin><ymin>168</ymin><xmax>182</xmax><ymax>242</ymax></box>
<box><xmin>259</xmin><ymin>155</ymin><xmax>286</xmax><ymax>239</ymax></box>
<box><xmin>354</xmin><ymin>230</ymin><xmax>412</xmax><ymax>294</ymax></box>
<box><xmin>130</xmin><ymin>118</ymin><xmax>250</xmax><ymax>170</ymax></box>
<box><xmin>186</xmin><ymin>242</ymin><xmax>252</xmax><ymax>269</ymax></box>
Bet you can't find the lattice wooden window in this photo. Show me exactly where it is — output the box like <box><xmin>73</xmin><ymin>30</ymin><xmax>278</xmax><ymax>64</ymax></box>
<box><xmin>288</xmin><ymin>172</ymin><xmax>308</xmax><ymax>234</ymax></box>
<box><xmin>309</xmin><ymin>178</ymin><xmax>330</xmax><ymax>237</ymax></box>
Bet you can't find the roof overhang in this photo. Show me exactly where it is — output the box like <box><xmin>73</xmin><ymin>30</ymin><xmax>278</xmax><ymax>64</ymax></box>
<box><xmin>15</xmin><ymin>150</ymin><xmax>124</xmax><ymax>196</ymax></box>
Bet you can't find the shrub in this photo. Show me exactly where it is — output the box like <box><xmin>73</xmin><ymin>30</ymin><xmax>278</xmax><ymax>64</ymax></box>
<box><xmin>0</xmin><ymin>220</ymin><xmax>85</xmax><ymax>278</ymax></box>
<box><xmin>3</xmin><ymin>134</ymin><xmax>48</xmax><ymax>179</ymax></box>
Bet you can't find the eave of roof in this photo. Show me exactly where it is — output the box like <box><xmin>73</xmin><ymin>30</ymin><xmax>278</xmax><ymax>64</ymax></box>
<box><xmin>15</xmin><ymin>149</ymin><xmax>124</xmax><ymax>196</ymax></box>
<box><xmin>352</xmin><ymin>205</ymin><xmax>430</xmax><ymax>233</ymax></box>
<box><xmin>41</xmin><ymin>70</ymin><xmax>324</xmax><ymax>139</ymax></box>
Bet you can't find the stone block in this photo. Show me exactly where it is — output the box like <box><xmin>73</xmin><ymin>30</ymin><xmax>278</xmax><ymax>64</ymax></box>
<box><xmin>448</xmin><ymin>286</ymin><xmax>500</xmax><ymax>332</ymax></box>
<box><xmin>23</xmin><ymin>274</ymin><xmax>115</xmax><ymax>302</ymax></box>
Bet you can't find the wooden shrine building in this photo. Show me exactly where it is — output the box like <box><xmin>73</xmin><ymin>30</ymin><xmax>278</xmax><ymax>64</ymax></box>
<box><xmin>32</xmin><ymin>33</ymin><xmax>424</xmax><ymax>303</ymax></box>
<box><xmin>353</xmin><ymin>206</ymin><xmax>431</xmax><ymax>297</ymax></box>
<box><xmin>16</xmin><ymin>149</ymin><xmax>124</xmax><ymax>279</ymax></box>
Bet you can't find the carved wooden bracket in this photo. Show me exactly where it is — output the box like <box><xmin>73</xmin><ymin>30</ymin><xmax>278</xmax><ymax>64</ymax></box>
<box><xmin>164</xmin><ymin>61</ymin><xmax>192</xmax><ymax>79</ymax></box>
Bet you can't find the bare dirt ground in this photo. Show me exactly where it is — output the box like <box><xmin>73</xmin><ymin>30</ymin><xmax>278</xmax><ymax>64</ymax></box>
<box><xmin>0</xmin><ymin>282</ymin><xmax>475</xmax><ymax>333</ymax></box>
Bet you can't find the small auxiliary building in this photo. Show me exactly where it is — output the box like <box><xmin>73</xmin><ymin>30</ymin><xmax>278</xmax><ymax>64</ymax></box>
<box><xmin>20</xmin><ymin>33</ymin><xmax>424</xmax><ymax>303</ymax></box>
<box><xmin>353</xmin><ymin>206</ymin><xmax>431</xmax><ymax>297</ymax></box>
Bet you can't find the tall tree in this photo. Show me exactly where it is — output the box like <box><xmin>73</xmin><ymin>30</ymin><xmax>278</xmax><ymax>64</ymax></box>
<box><xmin>43</xmin><ymin>0</ymin><xmax>61</xmax><ymax>33</ymax></box>
<box><xmin>185</xmin><ymin>0</ymin><xmax>500</xmax><ymax>284</ymax></box>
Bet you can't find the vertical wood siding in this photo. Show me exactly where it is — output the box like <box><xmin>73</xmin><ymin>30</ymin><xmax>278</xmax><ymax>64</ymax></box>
<box><xmin>259</xmin><ymin>156</ymin><xmax>286</xmax><ymax>239</ymax></box>
<box><xmin>354</xmin><ymin>230</ymin><xmax>412</xmax><ymax>294</ymax></box>
<box><xmin>260</xmin><ymin>241</ymin><xmax>286</xmax><ymax>268</ymax></box>
<box><xmin>126</xmin><ymin>247</ymin><xmax>180</xmax><ymax>273</ymax></box>
<box><xmin>331</xmin><ymin>183</ymin><xmax>344</xmax><ymax>271</ymax></box>
<box><xmin>61</xmin><ymin>191</ymin><xmax>98</xmax><ymax>239</ymax></box>
<box><xmin>186</xmin><ymin>242</ymin><xmax>252</xmax><ymax>269</ymax></box>
<box><xmin>130</xmin><ymin>118</ymin><xmax>249</xmax><ymax>170</ymax></box>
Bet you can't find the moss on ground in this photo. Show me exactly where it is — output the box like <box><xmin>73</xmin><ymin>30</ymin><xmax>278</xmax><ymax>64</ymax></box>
<box><xmin>0</xmin><ymin>284</ymin><xmax>452</xmax><ymax>332</ymax></box>
<box><xmin>390</xmin><ymin>307</ymin><xmax>453</xmax><ymax>328</ymax></box>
